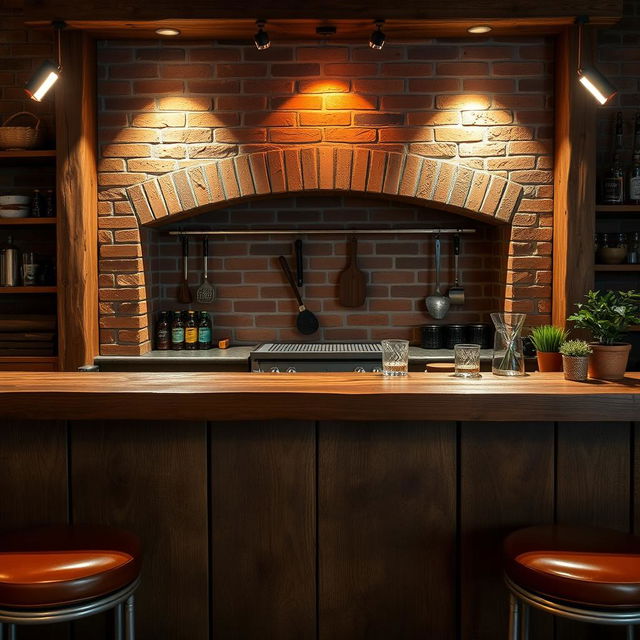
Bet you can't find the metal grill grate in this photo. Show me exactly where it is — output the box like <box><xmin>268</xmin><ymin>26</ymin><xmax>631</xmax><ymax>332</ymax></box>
<box><xmin>257</xmin><ymin>342</ymin><xmax>382</xmax><ymax>354</ymax></box>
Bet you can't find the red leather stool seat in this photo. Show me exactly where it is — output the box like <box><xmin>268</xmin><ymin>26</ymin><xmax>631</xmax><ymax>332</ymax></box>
<box><xmin>0</xmin><ymin>525</ymin><xmax>142</xmax><ymax>608</ymax></box>
<box><xmin>504</xmin><ymin>525</ymin><xmax>640</xmax><ymax>607</ymax></box>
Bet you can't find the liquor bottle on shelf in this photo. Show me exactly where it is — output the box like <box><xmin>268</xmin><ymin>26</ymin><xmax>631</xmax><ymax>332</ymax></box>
<box><xmin>185</xmin><ymin>310</ymin><xmax>198</xmax><ymax>350</ymax></box>
<box><xmin>602</xmin><ymin>111</ymin><xmax>625</xmax><ymax>204</ymax></box>
<box><xmin>630</xmin><ymin>113</ymin><xmax>640</xmax><ymax>205</ymax></box>
<box><xmin>45</xmin><ymin>190</ymin><xmax>56</xmax><ymax>217</ymax></box>
<box><xmin>171</xmin><ymin>310</ymin><xmax>185</xmax><ymax>351</ymax></box>
<box><xmin>30</xmin><ymin>189</ymin><xmax>42</xmax><ymax>218</ymax></box>
<box><xmin>198</xmin><ymin>311</ymin><xmax>212</xmax><ymax>350</ymax></box>
<box><xmin>628</xmin><ymin>232</ymin><xmax>640</xmax><ymax>264</ymax></box>
<box><xmin>155</xmin><ymin>311</ymin><xmax>170</xmax><ymax>350</ymax></box>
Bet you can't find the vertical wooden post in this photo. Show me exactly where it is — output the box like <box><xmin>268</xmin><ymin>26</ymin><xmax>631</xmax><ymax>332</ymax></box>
<box><xmin>56</xmin><ymin>31</ymin><xmax>98</xmax><ymax>370</ymax></box>
<box><xmin>552</xmin><ymin>26</ymin><xmax>596</xmax><ymax>327</ymax></box>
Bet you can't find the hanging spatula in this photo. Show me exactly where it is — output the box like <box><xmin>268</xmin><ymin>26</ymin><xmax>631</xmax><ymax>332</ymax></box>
<box><xmin>196</xmin><ymin>238</ymin><xmax>215</xmax><ymax>304</ymax></box>
<box><xmin>278</xmin><ymin>255</ymin><xmax>319</xmax><ymax>335</ymax></box>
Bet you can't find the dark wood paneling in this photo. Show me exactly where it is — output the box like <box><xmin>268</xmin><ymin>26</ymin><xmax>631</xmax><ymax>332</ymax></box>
<box><xmin>319</xmin><ymin>421</ymin><xmax>456</xmax><ymax>639</ymax></box>
<box><xmin>460</xmin><ymin>422</ymin><xmax>554</xmax><ymax>640</ymax></box>
<box><xmin>211</xmin><ymin>420</ymin><xmax>316</xmax><ymax>639</ymax></box>
<box><xmin>56</xmin><ymin>31</ymin><xmax>98</xmax><ymax>371</ymax></box>
<box><xmin>71</xmin><ymin>421</ymin><xmax>209</xmax><ymax>640</ymax></box>
<box><xmin>0</xmin><ymin>420</ymin><xmax>67</xmax><ymax>529</ymax></box>
<box><xmin>556</xmin><ymin>422</ymin><xmax>632</xmax><ymax>640</ymax></box>
<box><xmin>0</xmin><ymin>420</ymin><xmax>69</xmax><ymax>640</ymax></box>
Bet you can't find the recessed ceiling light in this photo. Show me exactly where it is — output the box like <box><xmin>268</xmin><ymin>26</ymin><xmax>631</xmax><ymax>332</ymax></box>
<box><xmin>467</xmin><ymin>25</ymin><xmax>492</xmax><ymax>34</ymax></box>
<box><xmin>155</xmin><ymin>28</ymin><xmax>181</xmax><ymax>36</ymax></box>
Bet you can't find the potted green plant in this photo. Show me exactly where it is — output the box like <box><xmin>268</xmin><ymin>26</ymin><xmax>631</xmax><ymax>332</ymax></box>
<box><xmin>529</xmin><ymin>325</ymin><xmax>568</xmax><ymax>372</ymax></box>
<box><xmin>559</xmin><ymin>340</ymin><xmax>593</xmax><ymax>381</ymax></box>
<box><xmin>568</xmin><ymin>290</ymin><xmax>640</xmax><ymax>380</ymax></box>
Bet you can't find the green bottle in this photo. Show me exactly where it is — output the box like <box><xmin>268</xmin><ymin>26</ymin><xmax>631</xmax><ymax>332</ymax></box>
<box><xmin>198</xmin><ymin>311</ymin><xmax>212</xmax><ymax>350</ymax></box>
<box><xmin>171</xmin><ymin>311</ymin><xmax>184</xmax><ymax>350</ymax></box>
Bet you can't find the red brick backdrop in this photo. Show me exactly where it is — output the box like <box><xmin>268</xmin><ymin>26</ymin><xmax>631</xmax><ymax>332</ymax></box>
<box><xmin>97</xmin><ymin>37</ymin><xmax>554</xmax><ymax>354</ymax></box>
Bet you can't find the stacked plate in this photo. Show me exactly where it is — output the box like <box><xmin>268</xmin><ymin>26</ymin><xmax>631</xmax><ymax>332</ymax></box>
<box><xmin>0</xmin><ymin>195</ymin><xmax>30</xmax><ymax>218</ymax></box>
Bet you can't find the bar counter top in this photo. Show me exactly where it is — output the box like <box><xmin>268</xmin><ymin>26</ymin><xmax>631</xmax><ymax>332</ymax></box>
<box><xmin>0</xmin><ymin>371</ymin><xmax>638</xmax><ymax>421</ymax></box>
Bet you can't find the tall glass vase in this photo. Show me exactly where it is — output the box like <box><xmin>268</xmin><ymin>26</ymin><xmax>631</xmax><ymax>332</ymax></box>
<box><xmin>491</xmin><ymin>312</ymin><xmax>526</xmax><ymax>376</ymax></box>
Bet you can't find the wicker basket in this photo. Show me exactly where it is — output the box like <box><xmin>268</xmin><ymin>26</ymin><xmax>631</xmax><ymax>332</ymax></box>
<box><xmin>0</xmin><ymin>112</ymin><xmax>44</xmax><ymax>150</ymax></box>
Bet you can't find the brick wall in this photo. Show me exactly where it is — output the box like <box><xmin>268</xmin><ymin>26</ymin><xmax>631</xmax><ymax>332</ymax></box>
<box><xmin>97</xmin><ymin>37</ymin><xmax>554</xmax><ymax>353</ymax></box>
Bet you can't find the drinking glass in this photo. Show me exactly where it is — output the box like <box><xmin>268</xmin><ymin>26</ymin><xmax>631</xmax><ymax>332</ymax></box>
<box><xmin>21</xmin><ymin>251</ymin><xmax>38</xmax><ymax>287</ymax></box>
<box><xmin>381</xmin><ymin>339</ymin><xmax>409</xmax><ymax>376</ymax></box>
<box><xmin>454</xmin><ymin>344</ymin><xmax>482</xmax><ymax>378</ymax></box>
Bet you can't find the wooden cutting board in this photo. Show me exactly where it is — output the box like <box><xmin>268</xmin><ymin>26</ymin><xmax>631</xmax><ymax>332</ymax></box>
<box><xmin>338</xmin><ymin>236</ymin><xmax>366</xmax><ymax>307</ymax></box>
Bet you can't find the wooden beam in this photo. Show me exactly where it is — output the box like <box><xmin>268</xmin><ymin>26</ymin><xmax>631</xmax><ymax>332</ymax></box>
<box><xmin>24</xmin><ymin>0</ymin><xmax>622</xmax><ymax>24</ymax></box>
<box><xmin>56</xmin><ymin>32</ymin><xmax>98</xmax><ymax>371</ymax></box>
<box><xmin>552</xmin><ymin>26</ymin><xmax>596</xmax><ymax>328</ymax></box>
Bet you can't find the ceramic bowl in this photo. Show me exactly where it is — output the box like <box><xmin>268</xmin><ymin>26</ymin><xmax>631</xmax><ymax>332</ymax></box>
<box><xmin>0</xmin><ymin>206</ymin><xmax>29</xmax><ymax>218</ymax></box>
<box><xmin>0</xmin><ymin>195</ymin><xmax>30</xmax><ymax>206</ymax></box>
<box><xmin>597</xmin><ymin>247</ymin><xmax>627</xmax><ymax>265</ymax></box>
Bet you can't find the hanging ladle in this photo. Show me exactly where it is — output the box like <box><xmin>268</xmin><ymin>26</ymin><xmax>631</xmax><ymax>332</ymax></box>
<box><xmin>425</xmin><ymin>235</ymin><xmax>450</xmax><ymax>320</ymax></box>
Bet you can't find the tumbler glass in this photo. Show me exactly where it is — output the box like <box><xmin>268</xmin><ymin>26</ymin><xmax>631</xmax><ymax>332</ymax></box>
<box><xmin>381</xmin><ymin>339</ymin><xmax>409</xmax><ymax>376</ymax></box>
<box><xmin>453</xmin><ymin>344</ymin><xmax>482</xmax><ymax>378</ymax></box>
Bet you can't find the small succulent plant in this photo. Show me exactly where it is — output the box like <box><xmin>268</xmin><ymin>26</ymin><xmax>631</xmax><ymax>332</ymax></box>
<box><xmin>559</xmin><ymin>340</ymin><xmax>593</xmax><ymax>358</ymax></box>
<box><xmin>529</xmin><ymin>325</ymin><xmax>569</xmax><ymax>353</ymax></box>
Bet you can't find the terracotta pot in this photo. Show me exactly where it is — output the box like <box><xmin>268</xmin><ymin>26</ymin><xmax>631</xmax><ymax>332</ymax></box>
<box><xmin>536</xmin><ymin>351</ymin><xmax>563</xmax><ymax>372</ymax></box>
<box><xmin>562</xmin><ymin>355</ymin><xmax>589</xmax><ymax>381</ymax></box>
<box><xmin>588</xmin><ymin>343</ymin><xmax>632</xmax><ymax>380</ymax></box>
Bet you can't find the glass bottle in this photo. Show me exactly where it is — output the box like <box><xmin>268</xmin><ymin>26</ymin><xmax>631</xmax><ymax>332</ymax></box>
<box><xmin>198</xmin><ymin>311</ymin><xmax>212</xmax><ymax>350</ymax></box>
<box><xmin>45</xmin><ymin>190</ymin><xmax>56</xmax><ymax>217</ymax></box>
<box><xmin>155</xmin><ymin>311</ymin><xmax>170</xmax><ymax>350</ymax></box>
<box><xmin>603</xmin><ymin>112</ymin><xmax>625</xmax><ymax>204</ymax></box>
<box><xmin>630</xmin><ymin>113</ymin><xmax>640</xmax><ymax>204</ymax></box>
<box><xmin>490</xmin><ymin>312</ymin><xmax>526</xmax><ymax>376</ymax></box>
<box><xmin>171</xmin><ymin>311</ymin><xmax>185</xmax><ymax>351</ymax></box>
<box><xmin>628</xmin><ymin>232</ymin><xmax>640</xmax><ymax>264</ymax></box>
<box><xmin>30</xmin><ymin>189</ymin><xmax>41</xmax><ymax>218</ymax></box>
<box><xmin>185</xmin><ymin>310</ymin><xmax>198</xmax><ymax>350</ymax></box>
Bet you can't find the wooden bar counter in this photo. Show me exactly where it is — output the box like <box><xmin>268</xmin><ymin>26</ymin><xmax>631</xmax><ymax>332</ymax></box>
<box><xmin>1</xmin><ymin>372</ymin><xmax>639</xmax><ymax>640</ymax></box>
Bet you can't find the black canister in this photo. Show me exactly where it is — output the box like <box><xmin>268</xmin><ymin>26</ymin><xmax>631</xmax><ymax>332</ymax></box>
<box><xmin>444</xmin><ymin>324</ymin><xmax>466</xmax><ymax>350</ymax></box>
<box><xmin>421</xmin><ymin>324</ymin><xmax>444</xmax><ymax>349</ymax></box>
<box><xmin>466</xmin><ymin>323</ymin><xmax>493</xmax><ymax>349</ymax></box>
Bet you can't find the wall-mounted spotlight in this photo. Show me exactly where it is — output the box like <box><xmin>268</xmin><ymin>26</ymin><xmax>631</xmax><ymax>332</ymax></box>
<box><xmin>25</xmin><ymin>20</ymin><xmax>65</xmax><ymax>102</ymax></box>
<box><xmin>576</xmin><ymin>16</ymin><xmax>616</xmax><ymax>105</ymax></box>
<box><xmin>254</xmin><ymin>20</ymin><xmax>270</xmax><ymax>50</ymax></box>
<box><xmin>467</xmin><ymin>25</ymin><xmax>492</xmax><ymax>34</ymax></box>
<box><xmin>155</xmin><ymin>27</ymin><xmax>181</xmax><ymax>37</ymax></box>
<box><xmin>369</xmin><ymin>19</ymin><xmax>386</xmax><ymax>50</ymax></box>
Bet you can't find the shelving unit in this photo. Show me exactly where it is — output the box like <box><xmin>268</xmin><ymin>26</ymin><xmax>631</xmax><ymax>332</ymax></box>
<box><xmin>0</xmin><ymin>218</ymin><xmax>56</xmax><ymax>226</ymax></box>
<box><xmin>0</xmin><ymin>148</ymin><xmax>58</xmax><ymax>370</ymax></box>
<box><xmin>594</xmin><ymin>264</ymin><xmax>640</xmax><ymax>271</ymax></box>
<box><xmin>0</xmin><ymin>286</ymin><xmax>57</xmax><ymax>294</ymax></box>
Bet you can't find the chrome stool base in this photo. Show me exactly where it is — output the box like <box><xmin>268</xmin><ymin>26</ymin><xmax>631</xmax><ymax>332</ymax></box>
<box><xmin>0</xmin><ymin>577</ymin><xmax>139</xmax><ymax>639</ymax></box>
<box><xmin>506</xmin><ymin>574</ymin><xmax>640</xmax><ymax>639</ymax></box>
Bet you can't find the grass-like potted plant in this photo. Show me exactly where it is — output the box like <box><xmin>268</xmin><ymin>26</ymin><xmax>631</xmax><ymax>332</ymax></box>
<box><xmin>559</xmin><ymin>340</ymin><xmax>593</xmax><ymax>381</ymax></box>
<box><xmin>529</xmin><ymin>325</ymin><xmax>568</xmax><ymax>372</ymax></box>
<box><xmin>568</xmin><ymin>290</ymin><xmax>640</xmax><ymax>380</ymax></box>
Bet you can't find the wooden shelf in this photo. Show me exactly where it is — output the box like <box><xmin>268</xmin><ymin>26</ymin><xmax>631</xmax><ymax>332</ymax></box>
<box><xmin>0</xmin><ymin>217</ymin><xmax>56</xmax><ymax>226</ymax></box>
<box><xmin>629</xmin><ymin>326</ymin><xmax>640</xmax><ymax>332</ymax></box>
<box><xmin>594</xmin><ymin>264</ymin><xmax>640</xmax><ymax>271</ymax></box>
<box><xmin>0</xmin><ymin>286</ymin><xmax>56</xmax><ymax>294</ymax></box>
<box><xmin>0</xmin><ymin>150</ymin><xmax>55</xmax><ymax>160</ymax></box>
<box><xmin>596</xmin><ymin>205</ymin><xmax>640</xmax><ymax>213</ymax></box>
<box><xmin>0</xmin><ymin>356</ymin><xmax>57</xmax><ymax>362</ymax></box>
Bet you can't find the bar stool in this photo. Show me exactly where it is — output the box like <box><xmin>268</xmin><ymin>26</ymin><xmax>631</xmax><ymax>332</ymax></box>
<box><xmin>0</xmin><ymin>524</ymin><xmax>142</xmax><ymax>639</ymax></box>
<box><xmin>504</xmin><ymin>525</ymin><xmax>640</xmax><ymax>640</ymax></box>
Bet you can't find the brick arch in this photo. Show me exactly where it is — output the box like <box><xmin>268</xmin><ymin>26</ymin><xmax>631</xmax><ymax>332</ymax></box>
<box><xmin>126</xmin><ymin>148</ymin><xmax>524</xmax><ymax>227</ymax></box>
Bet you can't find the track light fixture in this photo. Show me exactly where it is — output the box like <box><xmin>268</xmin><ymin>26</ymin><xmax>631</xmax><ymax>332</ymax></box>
<box><xmin>576</xmin><ymin>16</ymin><xmax>616</xmax><ymax>105</ymax></box>
<box><xmin>254</xmin><ymin>20</ymin><xmax>270</xmax><ymax>50</ymax></box>
<box><xmin>25</xmin><ymin>21</ymin><xmax>65</xmax><ymax>102</ymax></box>
<box><xmin>369</xmin><ymin>19</ymin><xmax>386</xmax><ymax>50</ymax></box>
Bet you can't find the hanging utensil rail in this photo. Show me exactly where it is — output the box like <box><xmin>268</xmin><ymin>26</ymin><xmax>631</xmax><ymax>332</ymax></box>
<box><xmin>168</xmin><ymin>228</ymin><xmax>476</xmax><ymax>236</ymax></box>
